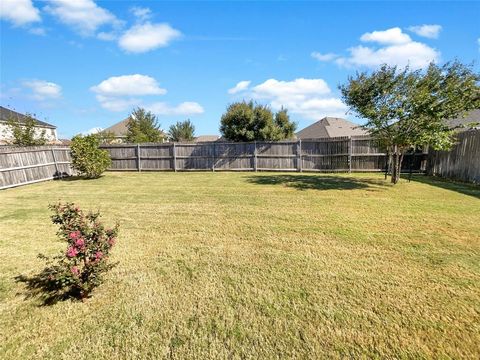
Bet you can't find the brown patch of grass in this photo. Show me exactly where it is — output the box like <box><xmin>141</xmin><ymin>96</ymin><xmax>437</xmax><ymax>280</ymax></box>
<box><xmin>0</xmin><ymin>172</ymin><xmax>479</xmax><ymax>359</ymax></box>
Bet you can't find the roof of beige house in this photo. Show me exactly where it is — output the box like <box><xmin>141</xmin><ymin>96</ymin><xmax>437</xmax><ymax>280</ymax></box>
<box><xmin>194</xmin><ymin>135</ymin><xmax>220</xmax><ymax>142</ymax></box>
<box><xmin>0</xmin><ymin>106</ymin><xmax>56</xmax><ymax>129</ymax></box>
<box><xmin>102</xmin><ymin>118</ymin><xmax>130</xmax><ymax>137</ymax></box>
<box><xmin>296</xmin><ymin>117</ymin><xmax>368</xmax><ymax>139</ymax></box>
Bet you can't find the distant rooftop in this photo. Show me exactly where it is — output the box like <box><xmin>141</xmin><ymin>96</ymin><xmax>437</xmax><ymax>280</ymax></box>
<box><xmin>445</xmin><ymin>109</ymin><xmax>480</xmax><ymax>130</ymax></box>
<box><xmin>0</xmin><ymin>106</ymin><xmax>56</xmax><ymax>129</ymax></box>
<box><xmin>296</xmin><ymin>117</ymin><xmax>368</xmax><ymax>139</ymax></box>
<box><xmin>194</xmin><ymin>135</ymin><xmax>220</xmax><ymax>142</ymax></box>
<box><xmin>102</xmin><ymin>118</ymin><xmax>129</xmax><ymax>138</ymax></box>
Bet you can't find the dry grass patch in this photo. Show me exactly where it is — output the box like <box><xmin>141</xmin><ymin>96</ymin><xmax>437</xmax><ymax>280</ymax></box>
<box><xmin>0</xmin><ymin>172</ymin><xmax>479</xmax><ymax>359</ymax></box>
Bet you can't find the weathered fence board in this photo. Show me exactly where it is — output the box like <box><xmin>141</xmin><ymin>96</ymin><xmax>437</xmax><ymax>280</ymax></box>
<box><xmin>427</xmin><ymin>130</ymin><xmax>480</xmax><ymax>184</ymax></box>
<box><xmin>100</xmin><ymin>136</ymin><xmax>427</xmax><ymax>173</ymax></box>
<box><xmin>0</xmin><ymin>145</ymin><xmax>73</xmax><ymax>189</ymax></box>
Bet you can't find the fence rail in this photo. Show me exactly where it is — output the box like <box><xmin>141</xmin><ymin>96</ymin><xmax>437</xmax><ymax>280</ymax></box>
<box><xmin>427</xmin><ymin>129</ymin><xmax>480</xmax><ymax>184</ymax></box>
<box><xmin>0</xmin><ymin>145</ymin><xmax>73</xmax><ymax>189</ymax></box>
<box><xmin>4</xmin><ymin>132</ymin><xmax>478</xmax><ymax>190</ymax></box>
<box><xmin>100</xmin><ymin>136</ymin><xmax>427</xmax><ymax>173</ymax></box>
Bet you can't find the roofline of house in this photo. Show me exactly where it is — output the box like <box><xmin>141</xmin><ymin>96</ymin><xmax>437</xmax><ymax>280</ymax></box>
<box><xmin>0</xmin><ymin>118</ymin><xmax>57</xmax><ymax>129</ymax></box>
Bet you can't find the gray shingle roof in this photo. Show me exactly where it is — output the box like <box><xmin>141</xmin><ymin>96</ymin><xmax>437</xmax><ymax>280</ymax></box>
<box><xmin>0</xmin><ymin>106</ymin><xmax>56</xmax><ymax>129</ymax></box>
<box><xmin>102</xmin><ymin>118</ymin><xmax>130</xmax><ymax>137</ymax></box>
<box><xmin>296</xmin><ymin>117</ymin><xmax>368</xmax><ymax>139</ymax></box>
<box><xmin>194</xmin><ymin>135</ymin><xmax>220</xmax><ymax>142</ymax></box>
<box><xmin>445</xmin><ymin>109</ymin><xmax>480</xmax><ymax>130</ymax></box>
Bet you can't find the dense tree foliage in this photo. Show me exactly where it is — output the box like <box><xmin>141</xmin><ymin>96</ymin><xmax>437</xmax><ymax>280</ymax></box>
<box><xmin>70</xmin><ymin>134</ymin><xmax>111</xmax><ymax>179</ymax></box>
<box><xmin>126</xmin><ymin>108</ymin><xmax>164</xmax><ymax>143</ymax></box>
<box><xmin>220</xmin><ymin>101</ymin><xmax>297</xmax><ymax>142</ymax></box>
<box><xmin>5</xmin><ymin>114</ymin><xmax>47</xmax><ymax>146</ymax></box>
<box><xmin>168</xmin><ymin>120</ymin><xmax>195</xmax><ymax>142</ymax></box>
<box><xmin>95</xmin><ymin>131</ymin><xmax>116</xmax><ymax>144</ymax></box>
<box><xmin>340</xmin><ymin>61</ymin><xmax>480</xmax><ymax>184</ymax></box>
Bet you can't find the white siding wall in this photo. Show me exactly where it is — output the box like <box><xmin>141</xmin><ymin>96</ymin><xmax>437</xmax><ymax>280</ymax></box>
<box><xmin>0</xmin><ymin>122</ymin><xmax>58</xmax><ymax>144</ymax></box>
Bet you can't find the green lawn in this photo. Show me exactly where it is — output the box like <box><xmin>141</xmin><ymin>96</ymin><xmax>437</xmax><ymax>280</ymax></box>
<box><xmin>1</xmin><ymin>172</ymin><xmax>479</xmax><ymax>359</ymax></box>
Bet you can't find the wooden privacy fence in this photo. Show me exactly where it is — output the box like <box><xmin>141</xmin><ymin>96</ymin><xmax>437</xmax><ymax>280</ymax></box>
<box><xmin>101</xmin><ymin>136</ymin><xmax>426</xmax><ymax>173</ymax></box>
<box><xmin>0</xmin><ymin>145</ymin><xmax>73</xmax><ymax>190</ymax></box>
<box><xmin>427</xmin><ymin>129</ymin><xmax>480</xmax><ymax>184</ymax></box>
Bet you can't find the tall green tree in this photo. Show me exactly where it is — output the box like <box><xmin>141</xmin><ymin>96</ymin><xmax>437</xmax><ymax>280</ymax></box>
<box><xmin>168</xmin><ymin>120</ymin><xmax>196</xmax><ymax>142</ymax></box>
<box><xmin>220</xmin><ymin>101</ymin><xmax>297</xmax><ymax>142</ymax></box>
<box><xmin>5</xmin><ymin>114</ymin><xmax>47</xmax><ymax>146</ymax></box>
<box><xmin>275</xmin><ymin>108</ymin><xmax>296</xmax><ymax>140</ymax></box>
<box><xmin>339</xmin><ymin>61</ymin><xmax>480</xmax><ymax>184</ymax></box>
<box><xmin>126</xmin><ymin>108</ymin><xmax>164</xmax><ymax>143</ymax></box>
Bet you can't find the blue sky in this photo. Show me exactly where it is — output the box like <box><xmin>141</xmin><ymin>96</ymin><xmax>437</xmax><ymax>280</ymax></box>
<box><xmin>1</xmin><ymin>1</ymin><xmax>479</xmax><ymax>138</ymax></box>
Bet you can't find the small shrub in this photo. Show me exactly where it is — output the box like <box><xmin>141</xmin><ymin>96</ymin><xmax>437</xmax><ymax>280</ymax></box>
<box><xmin>70</xmin><ymin>134</ymin><xmax>111</xmax><ymax>178</ymax></box>
<box><xmin>38</xmin><ymin>202</ymin><xmax>119</xmax><ymax>300</ymax></box>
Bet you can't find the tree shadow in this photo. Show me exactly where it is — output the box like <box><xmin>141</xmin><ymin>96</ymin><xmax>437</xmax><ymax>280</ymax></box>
<box><xmin>410</xmin><ymin>175</ymin><xmax>480</xmax><ymax>199</ymax></box>
<box><xmin>56</xmin><ymin>175</ymin><xmax>105</xmax><ymax>182</ymax></box>
<box><xmin>14</xmin><ymin>272</ymin><xmax>82</xmax><ymax>306</ymax></box>
<box><xmin>245</xmin><ymin>174</ymin><xmax>388</xmax><ymax>191</ymax></box>
<box><xmin>57</xmin><ymin>175</ymin><xmax>85</xmax><ymax>182</ymax></box>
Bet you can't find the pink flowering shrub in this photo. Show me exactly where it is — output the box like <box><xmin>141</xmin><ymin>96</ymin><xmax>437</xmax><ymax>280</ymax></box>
<box><xmin>39</xmin><ymin>202</ymin><xmax>119</xmax><ymax>300</ymax></box>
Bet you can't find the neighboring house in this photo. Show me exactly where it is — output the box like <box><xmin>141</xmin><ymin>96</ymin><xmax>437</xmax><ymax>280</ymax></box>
<box><xmin>194</xmin><ymin>135</ymin><xmax>220</xmax><ymax>142</ymax></box>
<box><xmin>101</xmin><ymin>117</ymin><xmax>130</xmax><ymax>143</ymax></box>
<box><xmin>102</xmin><ymin>117</ymin><xmax>167</xmax><ymax>143</ymax></box>
<box><xmin>296</xmin><ymin>117</ymin><xmax>368</xmax><ymax>139</ymax></box>
<box><xmin>445</xmin><ymin>109</ymin><xmax>480</xmax><ymax>130</ymax></box>
<box><xmin>0</xmin><ymin>106</ymin><xmax>58</xmax><ymax>144</ymax></box>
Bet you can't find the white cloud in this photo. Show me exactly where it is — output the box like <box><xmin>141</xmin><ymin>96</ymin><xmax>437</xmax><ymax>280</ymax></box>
<box><xmin>45</xmin><ymin>0</ymin><xmax>119</xmax><ymax>36</ymax></box>
<box><xmin>83</xmin><ymin>127</ymin><xmax>103</xmax><ymax>135</ymax></box>
<box><xmin>360</xmin><ymin>27</ymin><xmax>411</xmax><ymax>45</ymax></box>
<box><xmin>477</xmin><ymin>38</ymin><xmax>480</xmax><ymax>51</ymax></box>
<box><xmin>23</xmin><ymin>80</ymin><xmax>62</xmax><ymax>100</ymax></box>
<box><xmin>0</xmin><ymin>0</ymin><xmax>40</xmax><ymax>26</ymax></box>
<box><xmin>235</xmin><ymin>78</ymin><xmax>346</xmax><ymax>120</ymax></box>
<box><xmin>408</xmin><ymin>24</ymin><xmax>442</xmax><ymax>39</ymax></box>
<box><xmin>275</xmin><ymin>97</ymin><xmax>348</xmax><ymax>120</ymax></box>
<box><xmin>337</xmin><ymin>42</ymin><xmax>440</xmax><ymax>69</ymax></box>
<box><xmin>91</xmin><ymin>74</ymin><xmax>167</xmax><ymax>96</ymax></box>
<box><xmin>95</xmin><ymin>95</ymin><xmax>141</xmax><ymax>112</ymax></box>
<box><xmin>130</xmin><ymin>6</ymin><xmax>152</xmax><ymax>21</ymax></box>
<box><xmin>324</xmin><ymin>27</ymin><xmax>440</xmax><ymax>70</ymax></box>
<box><xmin>29</xmin><ymin>27</ymin><xmax>46</xmax><ymax>36</ymax></box>
<box><xmin>228</xmin><ymin>81</ymin><xmax>251</xmax><ymax>94</ymax></box>
<box><xmin>118</xmin><ymin>22</ymin><xmax>181</xmax><ymax>53</ymax></box>
<box><xmin>311</xmin><ymin>52</ymin><xmax>338</xmax><ymax>62</ymax></box>
<box><xmin>91</xmin><ymin>74</ymin><xmax>203</xmax><ymax>115</ymax></box>
<box><xmin>91</xmin><ymin>74</ymin><xmax>167</xmax><ymax>112</ymax></box>
<box><xmin>252</xmin><ymin>78</ymin><xmax>331</xmax><ymax>100</ymax></box>
<box><xmin>146</xmin><ymin>102</ymin><xmax>204</xmax><ymax>116</ymax></box>
<box><xmin>97</xmin><ymin>31</ymin><xmax>117</xmax><ymax>41</ymax></box>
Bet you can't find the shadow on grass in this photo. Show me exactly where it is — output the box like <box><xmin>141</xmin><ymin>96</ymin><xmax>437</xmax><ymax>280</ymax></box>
<box><xmin>410</xmin><ymin>175</ymin><xmax>480</xmax><ymax>199</ymax></box>
<box><xmin>14</xmin><ymin>272</ymin><xmax>82</xmax><ymax>306</ymax></box>
<box><xmin>245</xmin><ymin>174</ymin><xmax>388</xmax><ymax>191</ymax></box>
<box><xmin>57</xmin><ymin>175</ymin><xmax>84</xmax><ymax>182</ymax></box>
<box><xmin>56</xmin><ymin>175</ymin><xmax>102</xmax><ymax>182</ymax></box>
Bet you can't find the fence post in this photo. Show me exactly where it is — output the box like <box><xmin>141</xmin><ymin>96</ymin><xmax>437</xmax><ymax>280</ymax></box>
<box><xmin>172</xmin><ymin>142</ymin><xmax>177</xmax><ymax>172</ymax></box>
<box><xmin>348</xmin><ymin>137</ymin><xmax>353</xmax><ymax>173</ymax></box>
<box><xmin>51</xmin><ymin>147</ymin><xmax>59</xmax><ymax>177</ymax></box>
<box><xmin>212</xmin><ymin>142</ymin><xmax>216</xmax><ymax>172</ymax></box>
<box><xmin>254</xmin><ymin>141</ymin><xmax>258</xmax><ymax>172</ymax></box>
<box><xmin>297</xmin><ymin>139</ymin><xmax>302</xmax><ymax>172</ymax></box>
<box><xmin>136</xmin><ymin>144</ymin><xmax>141</xmax><ymax>172</ymax></box>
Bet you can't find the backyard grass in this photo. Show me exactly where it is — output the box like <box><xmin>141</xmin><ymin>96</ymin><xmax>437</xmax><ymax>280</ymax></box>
<box><xmin>0</xmin><ymin>172</ymin><xmax>479</xmax><ymax>359</ymax></box>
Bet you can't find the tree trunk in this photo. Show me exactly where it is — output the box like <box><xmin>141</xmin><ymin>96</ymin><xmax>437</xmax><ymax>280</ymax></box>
<box><xmin>390</xmin><ymin>146</ymin><xmax>405</xmax><ymax>184</ymax></box>
<box><xmin>384</xmin><ymin>148</ymin><xmax>391</xmax><ymax>180</ymax></box>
